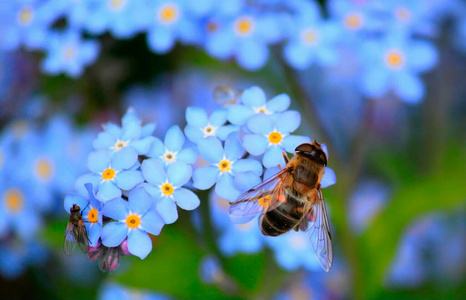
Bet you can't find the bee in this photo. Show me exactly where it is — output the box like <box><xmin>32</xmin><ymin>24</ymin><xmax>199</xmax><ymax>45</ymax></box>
<box><xmin>229</xmin><ymin>140</ymin><xmax>333</xmax><ymax>271</ymax></box>
<box><xmin>64</xmin><ymin>203</ymin><xmax>90</xmax><ymax>256</ymax></box>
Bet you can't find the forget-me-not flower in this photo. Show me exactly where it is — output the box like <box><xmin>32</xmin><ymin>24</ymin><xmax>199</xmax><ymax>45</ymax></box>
<box><xmin>101</xmin><ymin>187</ymin><xmax>165</xmax><ymax>259</ymax></box>
<box><xmin>184</xmin><ymin>107</ymin><xmax>237</xmax><ymax>143</ymax></box>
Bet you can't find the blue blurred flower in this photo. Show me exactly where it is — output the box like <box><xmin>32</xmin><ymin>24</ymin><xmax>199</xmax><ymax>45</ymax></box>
<box><xmin>192</xmin><ymin>134</ymin><xmax>262</xmax><ymax>201</ymax></box>
<box><xmin>227</xmin><ymin>86</ymin><xmax>290</xmax><ymax>126</ymax></box>
<box><xmin>93</xmin><ymin>107</ymin><xmax>156</xmax><ymax>156</ymax></box>
<box><xmin>0</xmin><ymin>238</ymin><xmax>47</xmax><ymax>280</ymax></box>
<box><xmin>98</xmin><ymin>281</ymin><xmax>171</xmax><ymax>300</ymax></box>
<box><xmin>101</xmin><ymin>187</ymin><xmax>164</xmax><ymax>259</ymax></box>
<box><xmin>40</xmin><ymin>30</ymin><xmax>100</xmax><ymax>78</ymax></box>
<box><xmin>146</xmin><ymin>125</ymin><xmax>196</xmax><ymax>166</ymax></box>
<box><xmin>329</xmin><ymin>0</ymin><xmax>378</xmax><ymax>36</ymax></box>
<box><xmin>359</xmin><ymin>33</ymin><xmax>438</xmax><ymax>103</ymax></box>
<box><xmin>184</xmin><ymin>107</ymin><xmax>237</xmax><ymax>143</ymax></box>
<box><xmin>242</xmin><ymin>111</ymin><xmax>310</xmax><ymax>168</ymax></box>
<box><xmin>141</xmin><ymin>159</ymin><xmax>200</xmax><ymax>224</ymax></box>
<box><xmin>76</xmin><ymin>148</ymin><xmax>144</xmax><ymax>202</ymax></box>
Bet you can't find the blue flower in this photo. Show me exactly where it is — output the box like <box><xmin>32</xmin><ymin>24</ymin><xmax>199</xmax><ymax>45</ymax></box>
<box><xmin>192</xmin><ymin>134</ymin><xmax>262</xmax><ymax>201</ymax></box>
<box><xmin>227</xmin><ymin>86</ymin><xmax>290</xmax><ymax>126</ymax></box>
<box><xmin>76</xmin><ymin>148</ymin><xmax>144</xmax><ymax>203</ymax></box>
<box><xmin>141</xmin><ymin>160</ymin><xmax>200</xmax><ymax>224</ymax></box>
<box><xmin>242</xmin><ymin>111</ymin><xmax>310</xmax><ymax>168</ymax></box>
<box><xmin>98</xmin><ymin>281</ymin><xmax>171</xmax><ymax>300</ymax></box>
<box><xmin>146</xmin><ymin>125</ymin><xmax>196</xmax><ymax>166</ymax></box>
<box><xmin>0</xmin><ymin>238</ymin><xmax>47</xmax><ymax>280</ymax></box>
<box><xmin>184</xmin><ymin>107</ymin><xmax>237</xmax><ymax>143</ymax></box>
<box><xmin>101</xmin><ymin>187</ymin><xmax>165</xmax><ymax>259</ymax></box>
<box><xmin>93</xmin><ymin>107</ymin><xmax>156</xmax><ymax>156</ymax></box>
<box><xmin>359</xmin><ymin>33</ymin><xmax>438</xmax><ymax>103</ymax></box>
<box><xmin>41</xmin><ymin>30</ymin><xmax>100</xmax><ymax>78</ymax></box>
<box><xmin>329</xmin><ymin>0</ymin><xmax>378</xmax><ymax>36</ymax></box>
<box><xmin>64</xmin><ymin>183</ymin><xmax>103</xmax><ymax>247</ymax></box>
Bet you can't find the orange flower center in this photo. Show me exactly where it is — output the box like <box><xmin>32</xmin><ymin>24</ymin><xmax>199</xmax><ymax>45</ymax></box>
<box><xmin>102</xmin><ymin>168</ymin><xmax>116</xmax><ymax>180</ymax></box>
<box><xmin>161</xmin><ymin>183</ymin><xmax>174</xmax><ymax>196</ymax></box>
<box><xmin>218</xmin><ymin>159</ymin><xmax>232</xmax><ymax>173</ymax></box>
<box><xmin>126</xmin><ymin>214</ymin><xmax>141</xmax><ymax>228</ymax></box>
<box><xmin>235</xmin><ymin>17</ymin><xmax>254</xmax><ymax>36</ymax></box>
<box><xmin>395</xmin><ymin>7</ymin><xmax>411</xmax><ymax>22</ymax></box>
<box><xmin>88</xmin><ymin>208</ymin><xmax>98</xmax><ymax>223</ymax></box>
<box><xmin>3</xmin><ymin>188</ymin><xmax>24</xmax><ymax>214</ymax></box>
<box><xmin>268</xmin><ymin>132</ymin><xmax>282</xmax><ymax>144</ymax></box>
<box><xmin>18</xmin><ymin>7</ymin><xmax>34</xmax><ymax>25</ymax></box>
<box><xmin>301</xmin><ymin>28</ymin><xmax>319</xmax><ymax>45</ymax></box>
<box><xmin>258</xmin><ymin>195</ymin><xmax>271</xmax><ymax>207</ymax></box>
<box><xmin>344</xmin><ymin>13</ymin><xmax>363</xmax><ymax>30</ymax></box>
<box><xmin>34</xmin><ymin>157</ymin><xmax>54</xmax><ymax>181</ymax></box>
<box><xmin>384</xmin><ymin>49</ymin><xmax>405</xmax><ymax>69</ymax></box>
<box><xmin>158</xmin><ymin>3</ymin><xmax>179</xmax><ymax>24</ymax></box>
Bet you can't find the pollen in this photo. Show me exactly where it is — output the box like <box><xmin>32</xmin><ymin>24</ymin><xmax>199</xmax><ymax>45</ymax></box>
<box><xmin>158</xmin><ymin>3</ymin><xmax>179</xmax><ymax>25</ymax></box>
<box><xmin>268</xmin><ymin>132</ymin><xmax>282</xmax><ymax>144</ymax></box>
<box><xmin>258</xmin><ymin>195</ymin><xmax>271</xmax><ymax>207</ymax></box>
<box><xmin>161</xmin><ymin>182</ymin><xmax>174</xmax><ymax>196</ymax></box>
<box><xmin>395</xmin><ymin>7</ymin><xmax>411</xmax><ymax>22</ymax></box>
<box><xmin>88</xmin><ymin>208</ymin><xmax>98</xmax><ymax>223</ymax></box>
<box><xmin>114</xmin><ymin>140</ymin><xmax>127</xmax><ymax>151</ymax></box>
<box><xmin>301</xmin><ymin>28</ymin><xmax>319</xmax><ymax>45</ymax></box>
<box><xmin>3</xmin><ymin>188</ymin><xmax>24</xmax><ymax>214</ymax></box>
<box><xmin>254</xmin><ymin>106</ymin><xmax>269</xmax><ymax>114</ymax></box>
<box><xmin>18</xmin><ymin>7</ymin><xmax>34</xmax><ymax>26</ymax></box>
<box><xmin>218</xmin><ymin>159</ymin><xmax>232</xmax><ymax>173</ymax></box>
<box><xmin>234</xmin><ymin>17</ymin><xmax>254</xmax><ymax>36</ymax></box>
<box><xmin>344</xmin><ymin>12</ymin><xmax>363</xmax><ymax>30</ymax></box>
<box><xmin>126</xmin><ymin>214</ymin><xmax>141</xmax><ymax>229</ymax></box>
<box><xmin>34</xmin><ymin>157</ymin><xmax>54</xmax><ymax>181</ymax></box>
<box><xmin>102</xmin><ymin>168</ymin><xmax>116</xmax><ymax>180</ymax></box>
<box><xmin>384</xmin><ymin>49</ymin><xmax>405</xmax><ymax>69</ymax></box>
<box><xmin>202</xmin><ymin>124</ymin><xmax>216</xmax><ymax>138</ymax></box>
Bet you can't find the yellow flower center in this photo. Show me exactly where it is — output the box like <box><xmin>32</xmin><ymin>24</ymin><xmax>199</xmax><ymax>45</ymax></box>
<box><xmin>18</xmin><ymin>7</ymin><xmax>34</xmax><ymax>25</ymax></box>
<box><xmin>237</xmin><ymin>222</ymin><xmax>251</xmax><ymax>231</ymax></box>
<box><xmin>301</xmin><ymin>28</ymin><xmax>319</xmax><ymax>45</ymax></box>
<box><xmin>258</xmin><ymin>195</ymin><xmax>271</xmax><ymax>207</ymax></box>
<box><xmin>109</xmin><ymin>0</ymin><xmax>125</xmax><ymax>10</ymax></box>
<box><xmin>161</xmin><ymin>183</ymin><xmax>174</xmax><ymax>196</ymax></box>
<box><xmin>163</xmin><ymin>151</ymin><xmax>176</xmax><ymax>164</ymax></box>
<box><xmin>344</xmin><ymin>12</ymin><xmax>363</xmax><ymax>30</ymax></box>
<box><xmin>3</xmin><ymin>188</ymin><xmax>24</xmax><ymax>214</ymax></box>
<box><xmin>102</xmin><ymin>168</ymin><xmax>116</xmax><ymax>180</ymax></box>
<box><xmin>254</xmin><ymin>106</ymin><xmax>269</xmax><ymax>114</ymax></box>
<box><xmin>268</xmin><ymin>132</ymin><xmax>282</xmax><ymax>144</ymax></box>
<box><xmin>88</xmin><ymin>208</ymin><xmax>98</xmax><ymax>223</ymax></box>
<box><xmin>218</xmin><ymin>159</ymin><xmax>232</xmax><ymax>173</ymax></box>
<box><xmin>114</xmin><ymin>140</ymin><xmax>127</xmax><ymax>151</ymax></box>
<box><xmin>395</xmin><ymin>7</ymin><xmax>411</xmax><ymax>22</ymax></box>
<box><xmin>384</xmin><ymin>49</ymin><xmax>405</xmax><ymax>69</ymax></box>
<box><xmin>126</xmin><ymin>214</ymin><xmax>141</xmax><ymax>229</ymax></box>
<box><xmin>158</xmin><ymin>3</ymin><xmax>179</xmax><ymax>25</ymax></box>
<box><xmin>34</xmin><ymin>157</ymin><xmax>54</xmax><ymax>181</ymax></box>
<box><xmin>63</xmin><ymin>46</ymin><xmax>75</xmax><ymax>60</ymax></box>
<box><xmin>234</xmin><ymin>17</ymin><xmax>254</xmax><ymax>36</ymax></box>
<box><xmin>203</xmin><ymin>124</ymin><xmax>216</xmax><ymax>137</ymax></box>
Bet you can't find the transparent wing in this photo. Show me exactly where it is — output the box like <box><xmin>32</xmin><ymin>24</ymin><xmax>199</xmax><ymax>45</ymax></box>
<box><xmin>64</xmin><ymin>222</ymin><xmax>77</xmax><ymax>256</ymax></box>
<box><xmin>76</xmin><ymin>220</ymin><xmax>90</xmax><ymax>254</ymax></box>
<box><xmin>305</xmin><ymin>188</ymin><xmax>333</xmax><ymax>272</ymax></box>
<box><xmin>229</xmin><ymin>168</ymin><xmax>290</xmax><ymax>224</ymax></box>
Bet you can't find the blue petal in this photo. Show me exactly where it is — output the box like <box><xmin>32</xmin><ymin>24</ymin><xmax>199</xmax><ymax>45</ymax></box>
<box><xmin>142</xmin><ymin>123</ymin><xmax>156</xmax><ymax>136</ymax></box>
<box><xmin>141</xmin><ymin>210</ymin><xmax>164</xmax><ymax>235</ymax></box>
<box><xmin>233</xmin><ymin>159</ymin><xmax>263</xmax><ymax>175</ymax></box>
<box><xmin>87</xmin><ymin>223</ymin><xmax>102</xmax><ymax>247</ymax></box>
<box><xmin>393</xmin><ymin>71</ymin><xmax>424</xmax><ymax>104</ymax></box>
<box><xmin>130</xmin><ymin>136</ymin><xmax>155</xmax><ymax>155</ymax></box>
<box><xmin>128</xmin><ymin>187</ymin><xmax>153</xmax><ymax>215</ymax></box>
<box><xmin>360</xmin><ymin>68</ymin><xmax>389</xmax><ymax>98</ymax></box>
<box><xmin>93</xmin><ymin>132</ymin><xmax>116</xmax><ymax>149</ymax></box>
<box><xmin>111</xmin><ymin>147</ymin><xmax>138</xmax><ymax>171</ymax></box>
<box><xmin>281</xmin><ymin>135</ymin><xmax>311</xmax><ymax>153</ymax></box>
<box><xmin>96</xmin><ymin>181</ymin><xmax>122</xmax><ymax>203</ymax></box>
<box><xmin>209</xmin><ymin>109</ymin><xmax>227</xmax><ymax>127</ymax></box>
<box><xmin>122</xmin><ymin>107</ymin><xmax>141</xmax><ymax>126</ymax></box>
<box><xmin>215</xmin><ymin>174</ymin><xmax>241</xmax><ymax>202</ymax></box>
<box><xmin>141</xmin><ymin>159</ymin><xmax>166</xmax><ymax>185</ymax></box>
<box><xmin>216</xmin><ymin>125</ymin><xmax>240</xmax><ymax>141</ymax></box>
<box><xmin>103</xmin><ymin>198</ymin><xmax>128</xmax><ymax>220</ymax></box>
<box><xmin>167</xmin><ymin>162</ymin><xmax>192</xmax><ymax>187</ymax></box>
<box><xmin>147</xmin><ymin>27</ymin><xmax>174</xmax><ymax>54</ymax></box>
<box><xmin>193</xmin><ymin>165</ymin><xmax>219</xmax><ymax>190</ymax></box>
<box><xmin>128</xmin><ymin>229</ymin><xmax>152</xmax><ymax>259</ymax></box>
<box><xmin>186</xmin><ymin>107</ymin><xmax>208</xmax><ymax>127</ymax></box>
<box><xmin>237</xmin><ymin>39</ymin><xmax>269</xmax><ymax>70</ymax></box>
<box><xmin>173</xmin><ymin>188</ymin><xmax>200</xmax><ymax>210</ymax></box>
<box><xmin>146</xmin><ymin>137</ymin><xmax>164</xmax><ymax>158</ymax></box>
<box><xmin>227</xmin><ymin>105</ymin><xmax>254</xmax><ymax>126</ymax></box>
<box><xmin>64</xmin><ymin>194</ymin><xmax>88</xmax><ymax>213</ymax></box>
<box><xmin>198</xmin><ymin>137</ymin><xmax>223</xmax><ymax>163</ymax></box>
<box><xmin>121</xmin><ymin>120</ymin><xmax>142</xmax><ymax>141</ymax></box>
<box><xmin>284</xmin><ymin>42</ymin><xmax>313</xmax><ymax>70</ymax></box>
<box><xmin>224</xmin><ymin>133</ymin><xmax>243</xmax><ymax>161</ymax></box>
<box><xmin>234</xmin><ymin>171</ymin><xmax>261</xmax><ymax>192</ymax></box>
<box><xmin>74</xmin><ymin>173</ymin><xmax>101</xmax><ymax>198</ymax></box>
<box><xmin>165</xmin><ymin>125</ymin><xmax>185</xmax><ymax>152</ymax></box>
<box><xmin>88</xmin><ymin>150</ymin><xmax>111</xmax><ymax>173</ymax></box>
<box><xmin>321</xmin><ymin>167</ymin><xmax>337</xmax><ymax>188</ymax></box>
<box><xmin>264</xmin><ymin>166</ymin><xmax>282</xmax><ymax>181</ymax></box>
<box><xmin>263</xmin><ymin>146</ymin><xmax>285</xmax><ymax>168</ymax></box>
<box><xmin>240</xmin><ymin>86</ymin><xmax>267</xmax><ymax>107</ymax></box>
<box><xmin>275</xmin><ymin>111</ymin><xmax>301</xmax><ymax>134</ymax></box>
<box><xmin>104</xmin><ymin>123</ymin><xmax>121</xmax><ymax>138</ymax></box>
<box><xmin>266</xmin><ymin>93</ymin><xmax>290</xmax><ymax>112</ymax></box>
<box><xmin>114</xmin><ymin>170</ymin><xmax>144</xmax><ymax>191</ymax></box>
<box><xmin>184</xmin><ymin>125</ymin><xmax>203</xmax><ymax>143</ymax></box>
<box><xmin>247</xmin><ymin>114</ymin><xmax>273</xmax><ymax>135</ymax></box>
<box><xmin>242</xmin><ymin>134</ymin><xmax>268</xmax><ymax>156</ymax></box>
<box><xmin>407</xmin><ymin>40</ymin><xmax>438</xmax><ymax>73</ymax></box>
<box><xmin>178</xmin><ymin>147</ymin><xmax>197</xmax><ymax>165</ymax></box>
<box><xmin>156</xmin><ymin>197</ymin><xmax>178</xmax><ymax>224</ymax></box>
<box><xmin>101</xmin><ymin>222</ymin><xmax>127</xmax><ymax>247</ymax></box>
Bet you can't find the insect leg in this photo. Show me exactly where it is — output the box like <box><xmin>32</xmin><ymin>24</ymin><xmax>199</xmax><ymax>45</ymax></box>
<box><xmin>282</xmin><ymin>152</ymin><xmax>289</xmax><ymax>164</ymax></box>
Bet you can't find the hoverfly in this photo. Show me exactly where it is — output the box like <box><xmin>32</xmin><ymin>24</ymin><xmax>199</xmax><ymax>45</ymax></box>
<box><xmin>64</xmin><ymin>203</ymin><xmax>90</xmax><ymax>256</ymax></box>
<box><xmin>229</xmin><ymin>141</ymin><xmax>333</xmax><ymax>271</ymax></box>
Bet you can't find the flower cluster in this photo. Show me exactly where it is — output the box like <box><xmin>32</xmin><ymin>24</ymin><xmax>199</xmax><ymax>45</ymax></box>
<box><xmin>0</xmin><ymin>0</ymin><xmax>463</xmax><ymax>102</ymax></box>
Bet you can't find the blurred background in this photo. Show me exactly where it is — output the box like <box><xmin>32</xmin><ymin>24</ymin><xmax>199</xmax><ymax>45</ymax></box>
<box><xmin>0</xmin><ymin>0</ymin><xmax>465</xmax><ymax>299</ymax></box>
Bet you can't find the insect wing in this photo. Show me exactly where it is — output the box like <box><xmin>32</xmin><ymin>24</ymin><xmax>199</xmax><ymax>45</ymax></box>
<box><xmin>64</xmin><ymin>222</ymin><xmax>78</xmax><ymax>256</ymax></box>
<box><xmin>229</xmin><ymin>168</ymin><xmax>290</xmax><ymax>224</ymax></box>
<box><xmin>305</xmin><ymin>189</ymin><xmax>333</xmax><ymax>272</ymax></box>
<box><xmin>76</xmin><ymin>220</ymin><xmax>90</xmax><ymax>254</ymax></box>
